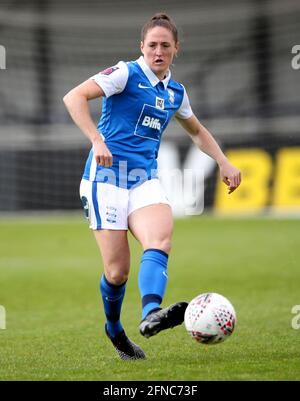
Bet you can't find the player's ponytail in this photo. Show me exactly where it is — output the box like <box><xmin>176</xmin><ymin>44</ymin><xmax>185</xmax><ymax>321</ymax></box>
<box><xmin>141</xmin><ymin>13</ymin><xmax>178</xmax><ymax>43</ymax></box>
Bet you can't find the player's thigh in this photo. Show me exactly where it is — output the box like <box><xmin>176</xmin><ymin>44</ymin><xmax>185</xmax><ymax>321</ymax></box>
<box><xmin>128</xmin><ymin>203</ymin><xmax>173</xmax><ymax>253</ymax></box>
<box><xmin>94</xmin><ymin>229</ymin><xmax>130</xmax><ymax>284</ymax></box>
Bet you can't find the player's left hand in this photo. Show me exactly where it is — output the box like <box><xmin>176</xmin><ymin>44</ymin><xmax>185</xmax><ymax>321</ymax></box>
<box><xmin>219</xmin><ymin>160</ymin><xmax>241</xmax><ymax>194</ymax></box>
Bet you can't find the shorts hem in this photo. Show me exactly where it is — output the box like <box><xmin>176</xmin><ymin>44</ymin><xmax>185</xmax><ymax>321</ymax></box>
<box><xmin>90</xmin><ymin>225</ymin><xmax>128</xmax><ymax>231</ymax></box>
<box><xmin>128</xmin><ymin>200</ymin><xmax>171</xmax><ymax>217</ymax></box>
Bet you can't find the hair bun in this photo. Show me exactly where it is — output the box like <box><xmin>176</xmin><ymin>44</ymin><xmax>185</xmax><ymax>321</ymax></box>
<box><xmin>141</xmin><ymin>13</ymin><xmax>178</xmax><ymax>42</ymax></box>
<box><xmin>151</xmin><ymin>13</ymin><xmax>170</xmax><ymax>22</ymax></box>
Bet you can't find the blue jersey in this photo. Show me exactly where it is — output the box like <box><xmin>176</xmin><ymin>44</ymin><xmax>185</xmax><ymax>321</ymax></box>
<box><xmin>83</xmin><ymin>56</ymin><xmax>193</xmax><ymax>189</ymax></box>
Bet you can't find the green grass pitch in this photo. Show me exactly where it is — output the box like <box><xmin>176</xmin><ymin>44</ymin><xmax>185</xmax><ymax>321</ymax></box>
<box><xmin>0</xmin><ymin>215</ymin><xmax>300</xmax><ymax>381</ymax></box>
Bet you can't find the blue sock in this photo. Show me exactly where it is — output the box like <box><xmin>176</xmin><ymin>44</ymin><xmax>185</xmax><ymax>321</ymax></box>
<box><xmin>100</xmin><ymin>274</ymin><xmax>126</xmax><ymax>338</ymax></box>
<box><xmin>138</xmin><ymin>249</ymin><xmax>168</xmax><ymax>320</ymax></box>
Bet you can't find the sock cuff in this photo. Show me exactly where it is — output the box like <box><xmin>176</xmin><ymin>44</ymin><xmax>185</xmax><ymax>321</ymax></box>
<box><xmin>142</xmin><ymin>293</ymin><xmax>162</xmax><ymax>308</ymax></box>
<box><xmin>143</xmin><ymin>248</ymin><xmax>169</xmax><ymax>259</ymax></box>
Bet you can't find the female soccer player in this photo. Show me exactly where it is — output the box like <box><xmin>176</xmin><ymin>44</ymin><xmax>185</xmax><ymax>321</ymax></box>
<box><xmin>63</xmin><ymin>13</ymin><xmax>241</xmax><ymax>360</ymax></box>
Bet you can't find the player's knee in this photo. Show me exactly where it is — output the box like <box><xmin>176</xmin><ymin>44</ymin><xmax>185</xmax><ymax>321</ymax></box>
<box><xmin>105</xmin><ymin>265</ymin><xmax>129</xmax><ymax>286</ymax></box>
<box><xmin>148</xmin><ymin>238</ymin><xmax>172</xmax><ymax>255</ymax></box>
<box><xmin>161</xmin><ymin>239</ymin><xmax>172</xmax><ymax>254</ymax></box>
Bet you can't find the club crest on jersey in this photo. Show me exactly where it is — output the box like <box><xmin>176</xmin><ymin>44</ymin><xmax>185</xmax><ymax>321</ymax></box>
<box><xmin>100</xmin><ymin>66</ymin><xmax>119</xmax><ymax>75</ymax></box>
<box><xmin>168</xmin><ymin>89</ymin><xmax>175</xmax><ymax>104</ymax></box>
<box><xmin>156</xmin><ymin>97</ymin><xmax>165</xmax><ymax>110</ymax></box>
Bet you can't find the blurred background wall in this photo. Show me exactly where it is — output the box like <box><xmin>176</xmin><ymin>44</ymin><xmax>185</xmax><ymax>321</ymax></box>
<box><xmin>0</xmin><ymin>0</ymin><xmax>299</xmax><ymax>215</ymax></box>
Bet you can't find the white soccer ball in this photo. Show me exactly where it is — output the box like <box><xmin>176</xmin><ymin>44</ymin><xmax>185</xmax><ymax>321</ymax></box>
<box><xmin>184</xmin><ymin>293</ymin><xmax>236</xmax><ymax>345</ymax></box>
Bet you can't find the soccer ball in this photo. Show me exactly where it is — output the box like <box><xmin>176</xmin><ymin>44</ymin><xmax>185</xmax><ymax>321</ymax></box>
<box><xmin>184</xmin><ymin>293</ymin><xmax>236</xmax><ymax>345</ymax></box>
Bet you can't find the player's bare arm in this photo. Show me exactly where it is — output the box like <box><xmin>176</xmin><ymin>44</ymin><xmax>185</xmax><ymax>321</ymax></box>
<box><xmin>176</xmin><ymin>114</ymin><xmax>241</xmax><ymax>194</ymax></box>
<box><xmin>63</xmin><ymin>79</ymin><xmax>113</xmax><ymax>167</ymax></box>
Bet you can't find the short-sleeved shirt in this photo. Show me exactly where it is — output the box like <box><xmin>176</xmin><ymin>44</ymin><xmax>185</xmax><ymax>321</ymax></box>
<box><xmin>83</xmin><ymin>56</ymin><xmax>193</xmax><ymax>189</ymax></box>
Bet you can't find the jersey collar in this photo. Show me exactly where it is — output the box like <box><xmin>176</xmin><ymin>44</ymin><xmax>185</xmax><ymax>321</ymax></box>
<box><xmin>136</xmin><ymin>56</ymin><xmax>171</xmax><ymax>90</ymax></box>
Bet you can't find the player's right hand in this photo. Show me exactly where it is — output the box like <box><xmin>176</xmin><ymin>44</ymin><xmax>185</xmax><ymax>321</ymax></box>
<box><xmin>92</xmin><ymin>137</ymin><xmax>113</xmax><ymax>167</ymax></box>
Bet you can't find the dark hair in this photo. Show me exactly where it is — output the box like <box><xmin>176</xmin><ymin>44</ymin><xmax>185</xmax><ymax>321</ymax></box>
<box><xmin>141</xmin><ymin>13</ymin><xmax>178</xmax><ymax>43</ymax></box>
